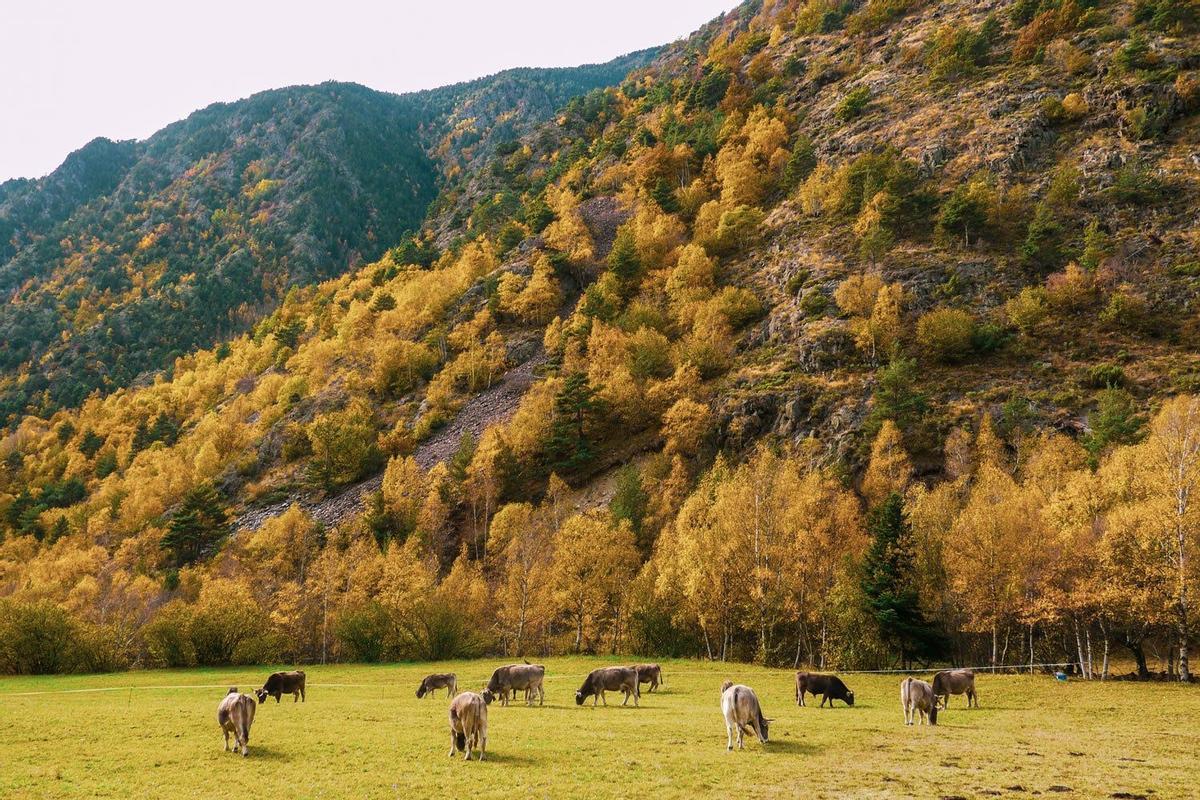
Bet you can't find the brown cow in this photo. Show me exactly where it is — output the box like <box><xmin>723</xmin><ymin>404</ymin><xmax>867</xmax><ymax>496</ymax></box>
<box><xmin>482</xmin><ymin>663</ymin><xmax>545</xmax><ymax>706</ymax></box>
<box><xmin>721</xmin><ymin>681</ymin><xmax>770</xmax><ymax>750</ymax></box>
<box><xmin>448</xmin><ymin>691</ymin><xmax>489</xmax><ymax>761</ymax></box>
<box><xmin>795</xmin><ymin>672</ymin><xmax>855</xmax><ymax>707</ymax></box>
<box><xmin>900</xmin><ymin>677</ymin><xmax>938</xmax><ymax>726</ymax></box>
<box><xmin>575</xmin><ymin>666</ymin><xmax>639</xmax><ymax>706</ymax></box>
<box><xmin>416</xmin><ymin>673</ymin><xmax>458</xmax><ymax>699</ymax></box>
<box><xmin>255</xmin><ymin>670</ymin><xmax>305</xmax><ymax>704</ymax></box>
<box><xmin>631</xmin><ymin>663</ymin><xmax>664</xmax><ymax>693</ymax></box>
<box><xmin>932</xmin><ymin>669</ymin><xmax>978</xmax><ymax>709</ymax></box>
<box><xmin>217</xmin><ymin>688</ymin><xmax>257</xmax><ymax>756</ymax></box>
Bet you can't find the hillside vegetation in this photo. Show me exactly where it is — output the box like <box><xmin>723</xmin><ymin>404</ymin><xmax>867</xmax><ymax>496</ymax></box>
<box><xmin>1</xmin><ymin>0</ymin><xmax>1200</xmax><ymax>680</ymax></box>
<box><xmin>0</xmin><ymin>54</ymin><xmax>654</xmax><ymax>422</ymax></box>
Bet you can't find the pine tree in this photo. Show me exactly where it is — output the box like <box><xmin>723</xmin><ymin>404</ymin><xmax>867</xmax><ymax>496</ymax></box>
<box><xmin>860</xmin><ymin>493</ymin><xmax>947</xmax><ymax>668</ymax></box>
<box><xmin>607</xmin><ymin>228</ymin><xmax>641</xmax><ymax>287</ymax></box>
<box><xmin>547</xmin><ymin>372</ymin><xmax>599</xmax><ymax>474</ymax></box>
<box><xmin>160</xmin><ymin>483</ymin><xmax>230</xmax><ymax>567</ymax></box>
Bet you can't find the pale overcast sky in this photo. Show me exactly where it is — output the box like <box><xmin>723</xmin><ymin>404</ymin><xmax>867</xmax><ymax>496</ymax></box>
<box><xmin>0</xmin><ymin>0</ymin><xmax>738</xmax><ymax>182</ymax></box>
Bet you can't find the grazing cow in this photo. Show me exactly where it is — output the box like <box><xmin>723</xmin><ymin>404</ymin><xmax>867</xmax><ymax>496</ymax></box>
<box><xmin>416</xmin><ymin>673</ymin><xmax>458</xmax><ymax>699</ymax></box>
<box><xmin>932</xmin><ymin>669</ymin><xmax>978</xmax><ymax>709</ymax></box>
<box><xmin>482</xmin><ymin>663</ymin><xmax>545</xmax><ymax>706</ymax></box>
<box><xmin>900</xmin><ymin>677</ymin><xmax>938</xmax><ymax>726</ymax></box>
<box><xmin>575</xmin><ymin>666</ymin><xmax>640</xmax><ymax>707</ymax></box>
<box><xmin>217</xmin><ymin>688</ymin><xmax>257</xmax><ymax>756</ymax></box>
<box><xmin>255</xmin><ymin>670</ymin><xmax>305</xmax><ymax>704</ymax></box>
<box><xmin>795</xmin><ymin>672</ymin><xmax>855</xmax><ymax>707</ymax></box>
<box><xmin>448</xmin><ymin>691</ymin><xmax>489</xmax><ymax>761</ymax></box>
<box><xmin>720</xmin><ymin>681</ymin><xmax>770</xmax><ymax>750</ymax></box>
<box><xmin>631</xmin><ymin>663</ymin><xmax>664</xmax><ymax>693</ymax></box>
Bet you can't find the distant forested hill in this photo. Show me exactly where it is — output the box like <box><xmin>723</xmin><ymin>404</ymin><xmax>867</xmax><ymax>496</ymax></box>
<box><xmin>0</xmin><ymin>51</ymin><xmax>655</xmax><ymax>423</ymax></box>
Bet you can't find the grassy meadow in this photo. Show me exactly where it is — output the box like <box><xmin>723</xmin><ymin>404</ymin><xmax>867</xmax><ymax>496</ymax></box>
<box><xmin>0</xmin><ymin>657</ymin><xmax>1195</xmax><ymax>799</ymax></box>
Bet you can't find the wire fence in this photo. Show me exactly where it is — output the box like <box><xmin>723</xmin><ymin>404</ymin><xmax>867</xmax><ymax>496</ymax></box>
<box><xmin>0</xmin><ymin>662</ymin><xmax>1080</xmax><ymax>697</ymax></box>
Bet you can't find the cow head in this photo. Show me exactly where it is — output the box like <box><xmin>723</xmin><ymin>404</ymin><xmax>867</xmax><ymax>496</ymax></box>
<box><xmin>254</xmin><ymin>689</ymin><xmax>268</xmax><ymax>704</ymax></box>
<box><xmin>845</xmin><ymin>690</ymin><xmax>855</xmax><ymax>706</ymax></box>
<box><xmin>575</xmin><ymin>689</ymin><xmax>588</xmax><ymax>706</ymax></box>
<box><xmin>928</xmin><ymin>705</ymin><xmax>938</xmax><ymax>726</ymax></box>
<box><xmin>481</xmin><ymin>689</ymin><xmax>496</xmax><ymax>705</ymax></box>
<box><xmin>415</xmin><ymin>681</ymin><xmax>427</xmax><ymax>699</ymax></box>
<box><xmin>759</xmin><ymin>717</ymin><xmax>772</xmax><ymax>743</ymax></box>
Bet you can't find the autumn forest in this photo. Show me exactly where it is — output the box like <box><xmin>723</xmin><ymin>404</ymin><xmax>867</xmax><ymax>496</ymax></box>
<box><xmin>2</xmin><ymin>0</ymin><xmax>1200</xmax><ymax>683</ymax></box>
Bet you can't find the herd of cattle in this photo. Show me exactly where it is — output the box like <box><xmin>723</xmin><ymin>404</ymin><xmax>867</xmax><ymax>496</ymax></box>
<box><xmin>215</xmin><ymin>664</ymin><xmax>978</xmax><ymax>759</ymax></box>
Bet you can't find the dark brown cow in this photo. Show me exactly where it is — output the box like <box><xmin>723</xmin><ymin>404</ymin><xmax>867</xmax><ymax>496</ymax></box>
<box><xmin>448</xmin><ymin>691</ymin><xmax>489</xmax><ymax>761</ymax></box>
<box><xmin>416</xmin><ymin>673</ymin><xmax>458</xmax><ymax>699</ymax></box>
<box><xmin>932</xmin><ymin>669</ymin><xmax>978</xmax><ymax>709</ymax></box>
<box><xmin>255</xmin><ymin>670</ymin><xmax>305</xmax><ymax>704</ymax></box>
<box><xmin>575</xmin><ymin>666</ymin><xmax>639</xmax><ymax>706</ymax></box>
<box><xmin>631</xmin><ymin>663</ymin><xmax>664</xmax><ymax>692</ymax></box>
<box><xmin>795</xmin><ymin>672</ymin><xmax>855</xmax><ymax>707</ymax></box>
<box><xmin>217</xmin><ymin>688</ymin><xmax>257</xmax><ymax>756</ymax></box>
<box><xmin>482</xmin><ymin>663</ymin><xmax>545</xmax><ymax>706</ymax></box>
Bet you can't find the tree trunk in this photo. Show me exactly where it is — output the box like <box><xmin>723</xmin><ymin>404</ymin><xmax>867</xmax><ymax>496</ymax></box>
<box><xmin>1085</xmin><ymin>626</ymin><xmax>1094</xmax><ymax>680</ymax></box>
<box><xmin>1124</xmin><ymin>638</ymin><xmax>1149</xmax><ymax>679</ymax></box>
<box><xmin>1073</xmin><ymin>619</ymin><xmax>1086</xmax><ymax>679</ymax></box>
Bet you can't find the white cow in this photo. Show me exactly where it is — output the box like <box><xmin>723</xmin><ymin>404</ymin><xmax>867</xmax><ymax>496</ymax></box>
<box><xmin>900</xmin><ymin>677</ymin><xmax>938</xmax><ymax>726</ymax></box>
<box><xmin>720</xmin><ymin>680</ymin><xmax>770</xmax><ymax>750</ymax></box>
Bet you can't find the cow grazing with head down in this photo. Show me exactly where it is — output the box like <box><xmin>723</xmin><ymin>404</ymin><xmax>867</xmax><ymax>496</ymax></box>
<box><xmin>255</xmin><ymin>670</ymin><xmax>305</xmax><ymax>704</ymax></box>
<box><xmin>482</xmin><ymin>663</ymin><xmax>545</xmax><ymax>706</ymax></box>
<box><xmin>932</xmin><ymin>669</ymin><xmax>978</xmax><ymax>709</ymax></box>
<box><xmin>720</xmin><ymin>681</ymin><xmax>770</xmax><ymax>750</ymax></box>
<box><xmin>217</xmin><ymin>688</ymin><xmax>257</xmax><ymax>756</ymax></box>
<box><xmin>448</xmin><ymin>691</ymin><xmax>490</xmax><ymax>761</ymax></box>
<box><xmin>416</xmin><ymin>673</ymin><xmax>458</xmax><ymax>699</ymax></box>
<box><xmin>576</xmin><ymin>666</ymin><xmax>640</xmax><ymax>707</ymax></box>
<box><xmin>631</xmin><ymin>663</ymin><xmax>664</xmax><ymax>693</ymax></box>
<box><xmin>900</xmin><ymin>677</ymin><xmax>938</xmax><ymax>726</ymax></box>
<box><xmin>795</xmin><ymin>672</ymin><xmax>855</xmax><ymax>707</ymax></box>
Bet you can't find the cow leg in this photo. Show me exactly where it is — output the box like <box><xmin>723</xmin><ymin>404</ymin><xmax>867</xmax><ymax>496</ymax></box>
<box><xmin>726</xmin><ymin>721</ymin><xmax>734</xmax><ymax>751</ymax></box>
<box><xmin>223</xmin><ymin>728</ymin><xmax>230</xmax><ymax>751</ymax></box>
<box><xmin>737</xmin><ymin>726</ymin><xmax>745</xmax><ymax>750</ymax></box>
<box><xmin>479</xmin><ymin>723</ymin><xmax>487</xmax><ymax>761</ymax></box>
<box><xmin>463</xmin><ymin>732</ymin><xmax>472</xmax><ymax>762</ymax></box>
<box><xmin>449</xmin><ymin>728</ymin><xmax>457</xmax><ymax>758</ymax></box>
<box><xmin>820</xmin><ymin>694</ymin><xmax>827</xmax><ymax>708</ymax></box>
<box><xmin>622</xmin><ymin>689</ymin><xmax>629</xmax><ymax>706</ymax></box>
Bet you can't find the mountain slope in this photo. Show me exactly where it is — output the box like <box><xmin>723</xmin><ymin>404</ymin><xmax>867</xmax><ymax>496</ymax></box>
<box><xmin>2</xmin><ymin>0</ymin><xmax>1200</xmax><ymax>674</ymax></box>
<box><xmin>0</xmin><ymin>52</ymin><xmax>656</xmax><ymax>424</ymax></box>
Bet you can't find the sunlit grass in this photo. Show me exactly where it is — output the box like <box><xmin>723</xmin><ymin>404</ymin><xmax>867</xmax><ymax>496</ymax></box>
<box><xmin>0</xmin><ymin>657</ymin><xmax>1195</xmax><ymax>799</ymax></box>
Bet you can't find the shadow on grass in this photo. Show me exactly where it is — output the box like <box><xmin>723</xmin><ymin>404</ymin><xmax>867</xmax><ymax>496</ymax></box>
<box><xmin>762</xmin><ymin>739</ymin><xmax>817</xmax><ymax>756</ymax></box>
<box><xmin>470</xmin><ymin>751</ymin><xmax>535</xmax><ymax>766</ymax></box>
<box><xmin>237</xmin><ymin>745</ymin><xmax>291</xmax><ymax>762</ymax></box>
